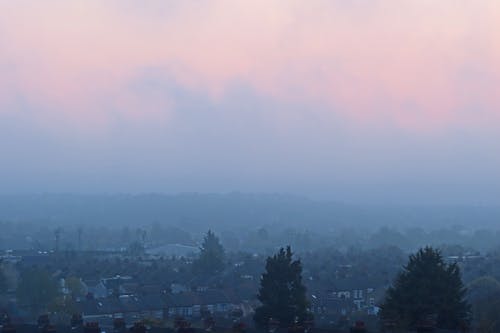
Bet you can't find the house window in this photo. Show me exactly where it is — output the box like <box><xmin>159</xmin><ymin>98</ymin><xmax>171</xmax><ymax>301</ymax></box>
<box><xmin>352</xmin><ymin>290</ymin><xmax>363</xmax><ymax>299</ymax></box>
<box><xmin>177</xmin><ymin>307</ymin><xmax>192</xmax><ymax>316</ymax></box>
<box><xmin>338</xmin><ymin>291</ymin><xmax>350</xmax><ymax>299</ymax></box>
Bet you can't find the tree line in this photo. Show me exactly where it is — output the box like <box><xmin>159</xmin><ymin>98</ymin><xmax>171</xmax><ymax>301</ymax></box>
<box><xmin>0</xmin><ymin>230</ymin><xmax>475</xmax><ymax>332</ymax></box>
<box><xmin>254</xmin><ymin>245</ymin><xmax>470</xmax><ymax>332</ymax></box>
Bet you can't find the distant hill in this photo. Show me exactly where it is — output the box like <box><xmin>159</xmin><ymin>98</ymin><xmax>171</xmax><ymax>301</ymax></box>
<box><xmin>0</xmin><ymin>193</ymin><xmax>499</xmax><ymax>231</ymax></box>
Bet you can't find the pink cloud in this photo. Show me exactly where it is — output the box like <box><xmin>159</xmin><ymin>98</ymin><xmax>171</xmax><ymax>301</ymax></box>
<box><xmin>1</xmin><ymin>0</ymin><xmax>500</xmax><ymax>132</ymax></box>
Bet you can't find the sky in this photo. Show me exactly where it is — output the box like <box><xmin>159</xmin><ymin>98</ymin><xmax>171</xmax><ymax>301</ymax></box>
<box><xmin>0</xmin><ymin>1</ymin><xmax>500</xmax><ymax>204</ymax></box>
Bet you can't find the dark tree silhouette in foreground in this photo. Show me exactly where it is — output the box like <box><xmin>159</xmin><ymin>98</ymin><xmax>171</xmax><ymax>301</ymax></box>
<box><xmin>254</xmin><ymin>246</ymin><xmax>311</xmax><ymax>329</ymax></box>
<box><xmin>380</xmin><ymin>246</ymin><xmax>470</xmax><ymax>331</ymax></box>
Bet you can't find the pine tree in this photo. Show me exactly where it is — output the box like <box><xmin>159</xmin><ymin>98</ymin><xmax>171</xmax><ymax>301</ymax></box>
<box><xmin>254</xmin><ymin>246</ymin><xmax>311</xmax><ymax>328</ymax></box>
<box><xmin>380</xmin><ymin>246</ymin><xmax>471</xmax><ymax>331</ymax></box>
<box><xmin>193</xmin><ymin>230</ymin><xmax>225</xmax><ymax>274</ymax></box>
<box><xmin>17</xmin><ymin>267</ymin><xmax>59</xmax><ymax>313</ymax></box>
<box><xmin>0</xmin><ymin>263</ymin><xmax>7</xmax><ymax>294</ymax></box>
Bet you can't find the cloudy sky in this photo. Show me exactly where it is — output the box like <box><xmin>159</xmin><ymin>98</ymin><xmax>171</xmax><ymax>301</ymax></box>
<box><xmin>1</xmin><ymin>1</ymin><xmax>499</xmax><ymax>204</ymax></box>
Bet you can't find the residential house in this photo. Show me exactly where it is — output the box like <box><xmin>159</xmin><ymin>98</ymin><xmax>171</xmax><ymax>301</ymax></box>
<box><xmin>165</xmin><ymin>290</ymin><xmax>233</xmax><ymax>318</ymax></box>
<box><xmin>101</xmin><ymin>275</ymin><xmax>134</xmax><ymax>296</ymax></box>
<box><xmin>77</xmin><ymin>294</ymin><xmax>166</xmax><ymax>324</ymax></box>
<box><xmin>310</xmin><ymin>293</ymin><xmax>356</xmax><ymax>319</ymax></box>
<box><xmin>82</xmin><ymin>280</ymin><xmax>107</xmax><ymax>299</ymax></box>
<box><xmin>170</xmin><ymin>283</ymin><xmax>189</xmax><ymax>294</ymax></box>
<box><xmin>78</xmin><ymin>298</ymin><xmax>123</xmax><ymax>323</ymax></box>
<box><xmin>329</xmin><ymin>279</ymin><xmax>376</xmax><ymax>310</ymax></box>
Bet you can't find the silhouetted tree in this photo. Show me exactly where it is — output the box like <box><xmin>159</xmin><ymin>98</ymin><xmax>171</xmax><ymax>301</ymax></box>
<box><xmin>380</xmin><ymin>246</ymin><xmax>470</xmax><ymax>331</ymax></box>
<box><xmin>193</xmin><ymin>230</ymin><xmax>225</xmax><ymax>274</ymax></box>
<box><xmin>17</xmin><ymin>268</ymin><xmax>59</xmax><ymax>313</ymax></box>
<box><xmin>468</xmin><ymin>276</ymin><xmax>500</xmax><ymax>333</ymax></box>
<box><xmin>0</xmin><ymin>262</ymin><xmax>7</xmax><ymax>294</ymax></box>
<box><xmin>65</xmin><ymin>276</ymin><xmax>85</xmax><ymax>299</ymax></box>
<box><xmin>254</xmin><ymin>246</ymin><xmax>311</xmax><ymax>328</ymax></box>
<box><xmin>77</xmin><ymin>227</ymin><xmax>83</xmax><ymax>251</ymax></box>
<box><xmin>54</xmin><ymin>227</ymin><xmax>62</xmax><ymax>252</ymax></box>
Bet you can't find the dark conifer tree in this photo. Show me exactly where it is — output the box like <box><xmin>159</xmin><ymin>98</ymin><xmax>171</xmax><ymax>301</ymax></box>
<box><xmin>380</xmin><ymin>246</ymin><xmax>470</xmax><ymax>331</ymax></box>
<box><xmin>254</xmin><ymin>246</ymin><xmax>311</xmax><ymax>328</ymax></box>
<box><xmin>17</xmin><ymin>268</ymin><xmax>59</xmax><ymax>313</ymax></box>
<box><xmin>0</xmin><ymin>264</ymin><xmax>7</xmax><ymax>294</ymax></box>
<box><xmin>193</xmin><ymin>230</ymin><xmax>225</xmax><ymax>274</ymax></box>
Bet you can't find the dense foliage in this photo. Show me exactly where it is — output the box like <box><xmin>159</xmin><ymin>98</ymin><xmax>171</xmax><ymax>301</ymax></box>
<box><xmin>16</xmin><ymin>268</ymin><xmax>59</xmax><ymax>312</ymax></box>
<box><xmin>0</xmin><ymin>264</ymin><xmax>7</xmax><ymax>293</ymax></box>
<box><xmin>193</xmin><ymin>230</ymin><xmax>226</xmax><ymax>274</ymax></box>
<box><xmin>254</xmin><ymin>246</ymin><xmax>311</xmax><ymax>328</ymax></box>
<box><xmin>380</xmin><ymin>247</ymin><xmax>471</xmax><ymax>331</ymax></box>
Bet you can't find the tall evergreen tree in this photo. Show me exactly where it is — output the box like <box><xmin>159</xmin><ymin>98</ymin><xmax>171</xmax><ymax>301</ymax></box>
<box><xmin>0</xmin><ymin>263</ymin><xmax>7</xmax><ymax>294</ymax></box>
<box><xmin>17</xmin><ymin>268</ymin><xmax>59</xmax><ymax>313</ymax></box>
<box><xmin>380</xmin><ymin>246</ymin><xmax>471</xmax><ymax>331</ymax></box>
<box><xmin>193</xmin><ymin>230</ymin><xmax>225</xmax><ymax>274</ymax></box>
<box><xmin>254</xmin><ymin>246</ymin><xmax>311</xmax><ymax>328</ymax></box>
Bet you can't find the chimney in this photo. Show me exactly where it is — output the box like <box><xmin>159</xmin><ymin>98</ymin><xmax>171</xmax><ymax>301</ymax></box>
<box><xmin>84</xmin><ymin>322</ymin><xmax>101</xmax><ymax>333</ymax></box>
<box><xmin>129</xmin><ymin>323</ymin><xmax>147</xmax><ymax>333</ymax></box>
<box><xmin>113</xmin><ymin>318</ymin><xmax>126</xmax><ymax>332</ymax></box>
<box><xmin>37</xmin><ymin>314</ymin><xmax>50</xmax><ymax>329</ymax></box>
<box><xmin>71</xmin><ymin>314</ymin><xmax>83</xmax><ymax>328</ymax></box>
<box><xmin>350</xmin><ymin>320</ymin><xmax>367</xmax><ymax>333</ymax></box>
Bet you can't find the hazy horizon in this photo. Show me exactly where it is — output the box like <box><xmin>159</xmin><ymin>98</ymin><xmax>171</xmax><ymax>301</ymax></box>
<box><xmin>1</xmin><ymin>190</ymin><xmax>500</xmax><ymax>206</ymax></box>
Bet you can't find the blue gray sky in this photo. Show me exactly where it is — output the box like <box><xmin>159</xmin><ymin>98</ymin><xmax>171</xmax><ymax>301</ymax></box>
<box><xmin>1</xmin><ymin>1</ymin><xmax>499</xmax><ymax>204</ymax></box>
